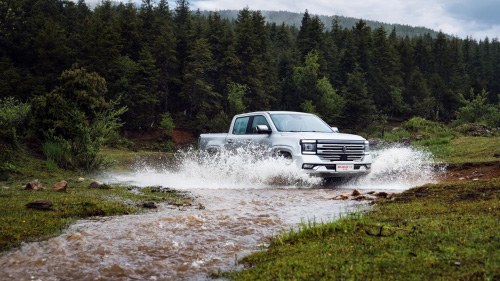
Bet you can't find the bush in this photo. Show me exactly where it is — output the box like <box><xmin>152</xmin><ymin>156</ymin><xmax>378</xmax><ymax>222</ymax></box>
<box><xmin>31</xmin><ymin>65</ymin><xmax>126</xmax><ymax>171</ymax></box>
<box><xmin>160</xmin><ymin>140</ymin><xmax>176</xmax><ymax>152</ymax></box>
<box><xmin>159</xmin><ymin>112</ymin><xmax>175</xmax><ymax>134</ymax></box>
<box><xmin>42</xmin><ymin>138</ymin><xmax>71</xmax><ymax>168</ymax></box>
<box><xmin>0</xmin><ymin>97</ymin><xmax>30</xmax><ymax>147</ymax></box>
<box><xmin>454</xmin><ymin>123</ymin><xmax>495</xmax><ymax>137</ymax></box>
<box><xmin>384</xmin><ymin>117</ymin><xmax>453</xmax><ymax>145</ymax></box>
<box><xmin>402</xmin><ymin>116</ymin><xmax>444</xmax><ymax>134</ymax></box>
<box><xmin>454</xmin><ymin>90</ymin><xmax>500</xmax><ymax>128</ymax></box>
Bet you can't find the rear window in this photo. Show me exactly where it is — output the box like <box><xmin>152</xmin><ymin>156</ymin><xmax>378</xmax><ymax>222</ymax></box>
<box><xmin>232</xmin><ymin>117</ymin><xmax>250</xmax><ymax>135</ymax></box>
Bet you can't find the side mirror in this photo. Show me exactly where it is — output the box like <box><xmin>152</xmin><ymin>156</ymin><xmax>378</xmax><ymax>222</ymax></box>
<box><xmin>331</xmin><ymin>127</ymin><xmax>339</xmax><ymax>133</ymax></box>
<box><xmin>256</xmin><ymin>125</ymin><xmax>272</xmax><ymax>134</ymax></box>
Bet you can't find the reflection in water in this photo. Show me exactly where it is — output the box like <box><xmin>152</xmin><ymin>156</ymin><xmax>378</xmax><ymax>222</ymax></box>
<box><xmin>0</xmin><ymin>145</ymin><xmax>439</xmax><ymax>280</ymax></box>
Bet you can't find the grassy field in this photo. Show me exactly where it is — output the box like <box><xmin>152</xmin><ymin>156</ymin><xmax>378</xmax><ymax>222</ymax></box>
<box><xmin>0</xmin><ymin>150</ymin><xmax>188</xmax><ymax>252</ymax></box>
<box><xmin>100</xmin><ymin>147</ymin><xmax>175</xmax><ymax>170</ymax></box>
<box><xmin>419</xmin><ymin>136</ymin><xmax>500</xmax><ymax>164</ymax></box>
<box><xmin>381</xmin><ymin>118</ymin><xmax>499</xmax><ymax>164</ymax></box>
<box><xmin>227</xmin><ymin>179</ymin><xmax>500</xmax><ymax>280</ymax></box>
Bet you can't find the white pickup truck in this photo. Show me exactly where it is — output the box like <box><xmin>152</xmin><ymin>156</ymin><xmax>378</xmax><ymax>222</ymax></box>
<box><xmin>199</xmin><ymin>111</ymin><xmax>372</xmax><ymax>178</ymax></box>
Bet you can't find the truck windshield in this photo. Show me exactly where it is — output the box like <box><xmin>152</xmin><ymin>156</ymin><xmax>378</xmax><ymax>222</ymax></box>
<box><xmin>270</xmin><ymin>114</ymin><xmax>333</xmax><ymax>133</ymax></box>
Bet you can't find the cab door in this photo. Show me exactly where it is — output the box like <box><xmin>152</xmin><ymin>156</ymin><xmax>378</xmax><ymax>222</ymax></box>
<box><xmin>245</xmin><ymin>115</ymin><xmax>272</xmax><ymax>148</ymax></box>
<box><xmin>225</xmin><ymin>115</ymin><xmax>272</xmax><ymax>150</ymax></box>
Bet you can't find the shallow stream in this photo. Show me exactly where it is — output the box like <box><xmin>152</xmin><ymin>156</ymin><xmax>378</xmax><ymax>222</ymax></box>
<box><xmin>0</xmin><ymin>145</ymin><xmax>440</xmax><ymax>280</ymax></box>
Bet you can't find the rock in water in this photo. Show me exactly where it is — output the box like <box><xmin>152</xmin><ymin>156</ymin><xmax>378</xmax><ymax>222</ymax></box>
<box><xmin>351</xmin><ymin>189</ymin><xmax>361</xmax><ymax>196</ymax></box>
<box><xmin>24</xmin><ymin>180</ymin><xmax>43</xmax><ymax>190</ymax></box>
<box><xmin>142</xmin><ymin>202</ymin><xmax>157</xmax><ymax>209</ymax></box>
<box><xmin>375</xmin><ymin>192</ymin><xmax>388</xmax><ymax>198</ymax></box>
<box><xmin>53</xmin><ymin>180</ymin><xmax>68</xmax><ymax>192</ymax></box>
<box><xmin>89</xmin><ymin>181</ymin><xmax>111</xmax><ymax>189</ymax></box>
<box><xmin>26</xmin><ymin>200</ymin><xmax>53</xmax><ymax>210</ymax></box>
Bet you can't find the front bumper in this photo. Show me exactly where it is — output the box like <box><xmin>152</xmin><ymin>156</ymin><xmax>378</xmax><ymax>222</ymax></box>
<box><xmin>295</xmin><ymin>154</ymin><xmax>372</xmax><ymax>178</ymax></box>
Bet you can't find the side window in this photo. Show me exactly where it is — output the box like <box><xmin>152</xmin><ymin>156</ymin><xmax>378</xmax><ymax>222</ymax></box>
<box><xmin>250</xmin><ymin>115</ymin><xmax>270</xmax><ymax>134</ymax></box>
<box><xmin>232</xmin><ymin>117</ymin><xmax>250</xmax><ymax>135</ymax></box>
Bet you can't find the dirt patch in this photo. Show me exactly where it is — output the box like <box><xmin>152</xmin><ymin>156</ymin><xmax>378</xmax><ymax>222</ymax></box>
<box><xmin>171</xmin><ymin>129</ymin><xmax>195</xmax><ymax>145</ymax></box>
<box><xmin>122</xmin><ymin>128</ymin><xmax>196</xmax><ymax>149</ymax></box>
<box><xmin>439</xmin><ymin>161</ymin><xmax>500</xmax><ymax>182</ymax></box>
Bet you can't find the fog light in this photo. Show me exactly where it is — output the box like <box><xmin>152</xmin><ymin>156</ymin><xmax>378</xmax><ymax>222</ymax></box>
<box><xmin>303</xmin><ymin>164</ymin><xmax>315</xmax><ymax>169</ymax></box>
<box><xmin>366</xmin><ymin>164</ymin><xmax>371</xmax><ymax>169</ymax></box>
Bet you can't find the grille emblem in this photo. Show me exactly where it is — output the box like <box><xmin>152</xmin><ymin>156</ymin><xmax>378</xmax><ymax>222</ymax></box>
<box><xmin>342</xmin><ymin>145</ymin><xmax>347</xmax><ymax>153</ymax></box>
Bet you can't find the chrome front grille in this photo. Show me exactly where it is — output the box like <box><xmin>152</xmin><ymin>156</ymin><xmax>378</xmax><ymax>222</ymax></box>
<box><xmin>316</xmin><ymin>140</ymin><xmax>365</xmax><ymax>162</ymax></box>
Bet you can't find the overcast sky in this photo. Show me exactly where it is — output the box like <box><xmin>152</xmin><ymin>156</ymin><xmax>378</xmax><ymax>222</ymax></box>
<box><xmin>88</xmin><ymin>0</ymin><xmax>500</xmax><ymax>39</ymax></box>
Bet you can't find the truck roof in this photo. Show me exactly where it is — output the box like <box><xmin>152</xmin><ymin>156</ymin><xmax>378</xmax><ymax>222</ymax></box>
<box><xmin>235</xmin><ymin>111</ymin><xmax>312</xmax><ymax>117</ymax></box>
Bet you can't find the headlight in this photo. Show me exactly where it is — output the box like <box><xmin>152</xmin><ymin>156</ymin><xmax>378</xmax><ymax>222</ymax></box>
<box><xmin>301</xmin><ymin>140</ymin><xmax>317</xmax><ymax>154</ymax></box>
<box><xmin>364</xmin><ymin>140</ymin><xmax>370</xmax><ymax>152</ymax></box>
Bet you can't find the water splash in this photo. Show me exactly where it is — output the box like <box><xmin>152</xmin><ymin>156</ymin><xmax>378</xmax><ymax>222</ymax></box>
<box><xmin>342</xmin><ymin>145</ymin><xmax>441</xmax><ymax>190</ymax></box>
<box><xmin>106</xmin><ymin>146</ymin><xmax>321</xmax><ymax>189</ymax></box>
<box><xmin>104</xmin><ymin>144</ymin><xmax>440</xmax><ymax>190</ymax></box>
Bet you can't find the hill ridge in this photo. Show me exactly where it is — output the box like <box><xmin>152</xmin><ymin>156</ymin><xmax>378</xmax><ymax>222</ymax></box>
<box><xmin>200</xmin><ymin>9</ymin><xmax>443</xmax><ymax>38</ymax></box>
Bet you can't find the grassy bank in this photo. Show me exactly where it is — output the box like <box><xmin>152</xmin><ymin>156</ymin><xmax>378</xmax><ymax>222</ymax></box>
<box><xmin>0</xmin><ymin>150</ymin><xmax>189</xmax><ymax>252</ymax></box>
<box><xmin>227</xmin><ymin>179</ymin><xmax>500</xmax><ymax>280</ymax></box>
<box><xmin>381</xmin><ymin>118</ymin><xmax>499</xmax><ymax>164</ymax></box>
<box><xmin>420</xmin><ymin>136</ymin><xmax>500</xmax><ymax>164</ymax></box>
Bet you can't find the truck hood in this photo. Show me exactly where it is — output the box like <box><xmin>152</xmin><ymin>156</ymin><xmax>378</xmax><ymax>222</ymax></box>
<box><xmin>276</xmin><ymin>132</ymin><xmax>366</xmax><ymax>141</ymax></box>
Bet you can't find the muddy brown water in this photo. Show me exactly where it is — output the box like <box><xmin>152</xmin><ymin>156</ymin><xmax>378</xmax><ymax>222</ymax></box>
<box><xmin>0</xmin><ymin>146</ymin><xmax>439</xmax><ymax>280</ymax></box>
<box><xmin>0</xmin><ymin>188</ymin><xmax>365</xmax><ymax>281</ymax></box>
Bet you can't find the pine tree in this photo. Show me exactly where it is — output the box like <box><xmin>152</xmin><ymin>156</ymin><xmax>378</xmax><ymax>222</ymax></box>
<box><xmin>151</xmin><ymin>0</ymin><xmax>177</xmax><ymax>113</ymax></box>
<box><xmin>81</xmin><ymin>1</ymin><xmax>122</xmax><ymax>80</ymax></box>
<box><xmin>234</xmin><ymin>9</ymin><xmax>274</xmax><ymax>110</ymax></box>
<box><xmin>341</xmin><ymin>65</ymin><xmax>376</xmax><ymax>130</ymax></box>
<box><xmin>112</xmin><ymin>48</ymin><xmax>160</xmax><ymax>130</ymax></box>
<box><xmin>406</xmin><ymin>68</ymin><xmax>435</xmax><ymax>119</ymax></box>
<box><xmin>117</xmin><ymin>3</ymin><xmax>141</xmax><ymax>60</ymax></box>
<box><xmin>297</xmin><ymin>11</ymin><xmax>324</xmax><ymax>59</ymax></box>
<box><xmin>181</xmin><ymin>38</ymin><xmax>221</xmax><ymax>131</ymax></box>
<box><xmin>370</xmin><ymin>27</ymin><xmax>404</xmax><ymax>117</ymax></box>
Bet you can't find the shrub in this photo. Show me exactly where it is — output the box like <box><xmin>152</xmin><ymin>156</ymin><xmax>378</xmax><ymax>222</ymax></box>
<box><xmin>161</xmin><ymin>140</ymin><xmax>176</xmax><ymax>152</ymax></box>
<box><xmin>0</xmin><ymin>97</ymin><xmax>30</xmax><ymax>147</ymax></box>
<box><xmin>159</xmin><ymin>112</ymin><xmax>175</xmax><ymax>134</ymax></box>
<box><xmin>31</xmin><ymin>65</ymin><xmax>126</xmax><ymax>171</ymax></box>
<box><xmin>42</xmin><ymin>137</ymin><xmax>71</xmax><ymax>168</ymax></box>
<box><xmin>384</xmin><ymin>117</ymin><xmax>453</xmax><ymax>145</ymax></box>
<box><xmin>402</xmin><ymin>116</ymin><xmax>444</xmax><ymax>134</ymax></box>
<box><xmin>227</xmin><ymin>82</ymin><xmax>247</xmax><ymax>116</ymax></box>
<box><xmin>454</xmin><ymin>90</ymin><xmax>500</xmax><ymax>128</ymax></box>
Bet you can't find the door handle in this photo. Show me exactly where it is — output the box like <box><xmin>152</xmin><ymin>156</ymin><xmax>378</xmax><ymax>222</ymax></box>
<box><xmin>227</xmin><ymin>139</ymin><xmax>234</xmax><ymax>143</ymax></box>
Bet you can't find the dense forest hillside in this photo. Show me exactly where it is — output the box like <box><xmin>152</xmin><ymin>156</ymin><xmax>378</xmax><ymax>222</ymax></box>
<box><xmin>1</xmin><ymin>0</ymin><xmax>499</xmax><ymax>172</ymax></box>
<box><xmin>202</xmin><ymin>10</ymin><xmax>442</xmax><ymax>38</ymax></box>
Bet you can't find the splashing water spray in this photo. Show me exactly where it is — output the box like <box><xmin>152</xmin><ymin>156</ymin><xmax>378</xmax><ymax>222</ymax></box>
<box><xmin>104</xmin><ymin>144</ymin><xmax>442</xmax><ymax>190</ymax></box>
<box><xmin>341</xmin><ymin>145</ymin><xmax>443</xmax><ymax>190</ymax></box>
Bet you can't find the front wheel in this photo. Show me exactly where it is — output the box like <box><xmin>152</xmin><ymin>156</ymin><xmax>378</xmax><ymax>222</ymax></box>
<box><xmin>275</xmin><ymin>151</ymin><xmax>293</xmax><ymax>164</ymax></box>
<box><xmin>277</xmin><ymin>151</ymin><xmax>292</xmax><ymax>159</ymax></box>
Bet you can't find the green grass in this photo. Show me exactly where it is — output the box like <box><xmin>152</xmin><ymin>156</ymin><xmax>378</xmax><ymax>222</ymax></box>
<box><xmin>0</xmin><ymin>149</ymin><xmax>188</xmax><ymax>252</ymax></box>
<box><xmin>227</xmin><ymin>179</ymin><xmax>500</xmax><ymax>280</ymax></box>
<box><xmin>0</xmin><ymin>182</ymin><xmax>189</xmax><ymax>252</ymax></box>
<box><xmin>418</xmin><ymin>136</ymin><xmax>500</xmax><ymax>164</ymax></box>
<box><xmin>101</xmin><ymin>147</ymin><xmax>174</xmax><ymax>171</ymax></box>
<box><xmin>381</xmin><ymin>117</ymin><xmax>499</xmax><ymax>164</ymax></box>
